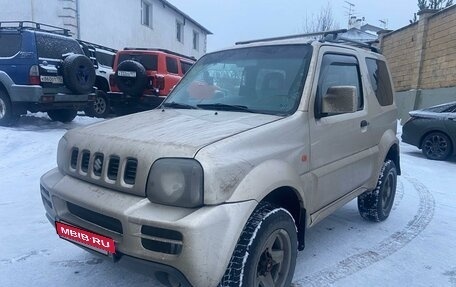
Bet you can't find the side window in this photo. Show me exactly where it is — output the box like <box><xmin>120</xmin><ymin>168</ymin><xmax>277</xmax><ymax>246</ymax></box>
<box><xmin>180</xmin><ymin>61</ymin><xmax>193</xmax><ymax>74</ymax></box>
<box><xmin>317</xmin><ymin>53</ymin><xmax>363</xmax><ymax>117</ymax></box>
<box><xmin>166</xmin><ymin>57</ymin><xmax>178</xmax><ymax>74</ymax></box>
<box><xmin>0</xmin><ymin>34</ymin><xmax>22</xmax><ymax>57</ymax></box>
<box><xmin>366</xmin><ymin>58</ymin><xmax>394</xmax><ymax>106</ymax></box>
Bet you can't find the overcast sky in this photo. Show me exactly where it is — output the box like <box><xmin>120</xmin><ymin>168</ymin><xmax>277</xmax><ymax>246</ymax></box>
<box><xmin>169</xmin><ymin>0</ymin><xmax>420</xmax><ymax>51</ymax></box>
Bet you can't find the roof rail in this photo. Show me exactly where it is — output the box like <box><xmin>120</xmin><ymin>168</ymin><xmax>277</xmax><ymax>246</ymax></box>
<box><xmin>77</xmin><ymin>40</ymin><xmax>118</xmax><ymax>53</ymax></box>
<box><xmin>123</xmin><ymin>48</ymin><xmax>196</xmax><ymax>61</ymax></box>
<box><xmin>235</xmin><ymin>29</ymin><xmax>348</xmax><ymax>45</ymax></box>
<box><xmin>324</xmin><ymin>35</ymin><xmax>380</xmax><ymax>53</ymax></box>
<box><xmin>0</xmin><ymin>21</ymin><xmax>71</xmax><ymax>36</ymax></box>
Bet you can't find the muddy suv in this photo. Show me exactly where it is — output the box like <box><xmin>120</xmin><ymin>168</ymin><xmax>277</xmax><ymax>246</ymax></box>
<box><xmin>40</xmin><ymin>30</ymin><xmax>400</xmax><ymax>287</ymax></box>
<box><xmin>0</xmin><ymin>21</ymin><xmax>96</xmax><ymax>126</ymax></box>
<box><xmin>108</xmin><ymin>48</ymin><xmax>195</xmax><ymax>113</ymax></box>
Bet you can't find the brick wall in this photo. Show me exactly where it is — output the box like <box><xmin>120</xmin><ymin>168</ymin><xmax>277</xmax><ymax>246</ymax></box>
<box><xmin>381</xmin><ymin>5</ymin><xmax>456</xmax><ymax>92</ymax></box>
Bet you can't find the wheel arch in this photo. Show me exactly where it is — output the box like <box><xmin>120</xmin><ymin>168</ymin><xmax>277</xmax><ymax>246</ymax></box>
<box><xmin>95</xmin><ymin>75</ymin><xmax>110</xmax><ymax>92</ymax></box>
<box><xmin>260</xmin><ymin>186</ymin><xmax>307</xmax><ymax>250</ymax></box>
<box><xmin>385</xmin><ymin>143</ymin><xmax>401</xmax><ymax>175</ymax></box>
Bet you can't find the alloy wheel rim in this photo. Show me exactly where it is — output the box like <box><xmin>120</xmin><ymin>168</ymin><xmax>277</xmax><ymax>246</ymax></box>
<box><xmin>424</xmin><ymin>135</ymin><xmax>448</xmax><ymax>158</ymax></box>
<box><xmin>254</xmin><ymin>229</ymin><xmax>291</xmax><ymax>287</ymax></box>
<box><xmin>382</xmin><ymin>172</ymin><xmax>394</xmax><ymax>210</ymax></box>
<box><xmin>93</xmin><ymin>97</ymin><xmax>106</xmax><ymax>114</ymax></box>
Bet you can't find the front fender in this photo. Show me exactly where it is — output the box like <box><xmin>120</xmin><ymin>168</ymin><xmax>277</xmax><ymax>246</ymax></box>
<box><xmin>226</xmin><ymin>159</ymin><xmax>307</xmax><ymax>211</ymax></box>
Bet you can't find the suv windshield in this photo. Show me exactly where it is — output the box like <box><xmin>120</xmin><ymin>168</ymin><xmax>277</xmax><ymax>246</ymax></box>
<box><xmin>165</xmin><ymin>45</ymin><xmax>312</xmax><ymax>115</ymax></box>
<box><xmin>118</xmin><ymin>53</ymin><xmax>158</xmax><ymax>70</ymax></box>
<box><xmin>36</xmin><ymin>33</ymin><xmax>83</xmax><ymax>59</ymax></box>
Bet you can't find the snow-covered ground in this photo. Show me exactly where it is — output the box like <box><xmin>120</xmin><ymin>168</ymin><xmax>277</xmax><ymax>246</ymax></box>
<box><xmin>0</xmin><ymin>114</ymin><xmax>455</xmax><ymax>287</ymax></box>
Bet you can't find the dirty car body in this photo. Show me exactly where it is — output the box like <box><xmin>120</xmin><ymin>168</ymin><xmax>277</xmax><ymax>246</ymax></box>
<box><xmin>41</xmin><ymin>40</ymin><xmax>400</xmax><ymax>287</ymax></box>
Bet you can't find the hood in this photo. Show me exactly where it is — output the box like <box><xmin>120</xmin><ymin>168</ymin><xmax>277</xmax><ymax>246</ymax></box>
<box><xmin>60</xmin><ymin>109</ymin><xmax>280</xmax><ymax>197</ymax></box>
<box><xmin>69</xmin><ymin>109</ymin><xmax>281</xmax><ymax>156</ymax></box>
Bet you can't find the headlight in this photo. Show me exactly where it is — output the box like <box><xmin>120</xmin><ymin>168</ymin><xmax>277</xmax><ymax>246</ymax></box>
<box><xmin>56</xmin><ymin>136</ymin><xmax>68</xmax><ymax>173</ymax></box>
<box><xmin>146</xmin><ymin>158</ymin><xmax>203</xmax><ymax>208</ymax></box>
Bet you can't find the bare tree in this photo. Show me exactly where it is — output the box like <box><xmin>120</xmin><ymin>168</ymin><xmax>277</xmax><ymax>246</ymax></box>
<box><xmin>417</xmin><ymin>0</ymin><xmax>453</xmax><ymax>10</ymax></box>
<box><xmin>302</xmin><ymin>2</ymin><xmax>338</xmax><ymax>34</ymax></box>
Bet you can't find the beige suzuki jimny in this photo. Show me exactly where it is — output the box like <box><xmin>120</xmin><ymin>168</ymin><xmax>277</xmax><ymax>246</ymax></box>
<box><xmin>40</xmin><ymin>30</ymin><xmax>400</xmax><ymax>287</ymax></box>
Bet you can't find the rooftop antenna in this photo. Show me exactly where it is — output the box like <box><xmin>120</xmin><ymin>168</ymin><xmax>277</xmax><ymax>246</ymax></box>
<box><xmin>379</xmin><ymin>19</ymin><xmax>388</xmax><ymax>29</ymax></box>
<box><xmin>344</xmin><ymin>1</ymin><xmax>355</xmax><ymax>26</ymax></box>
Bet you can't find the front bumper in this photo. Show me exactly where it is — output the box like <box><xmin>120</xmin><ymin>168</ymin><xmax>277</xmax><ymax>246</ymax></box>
<box><xmin>40</xmin><ymin>168</ymin><xmax>256</xmax><ymax>287</ymax></box>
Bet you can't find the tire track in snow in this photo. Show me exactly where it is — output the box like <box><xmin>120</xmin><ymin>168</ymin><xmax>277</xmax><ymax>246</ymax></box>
<box><xmin>293</xmin><ymin>175</ymin><xmax>435</xmax><ymax>287</ymax></box>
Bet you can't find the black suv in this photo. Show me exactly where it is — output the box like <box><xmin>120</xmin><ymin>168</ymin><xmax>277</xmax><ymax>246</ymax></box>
<box><xmin>0</xmin><ymin>21</ymin><xmax>96</xmax><ymax>126</ymax></box>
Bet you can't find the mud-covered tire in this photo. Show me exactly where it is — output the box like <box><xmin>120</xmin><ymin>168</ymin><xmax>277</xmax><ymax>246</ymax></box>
<box><xmin>0</xmin><ymin>89</ymin><xmax>19</xmax><ymax>126</ymax></box>
<box><xmin>115</xmin><ymin>60</ymin><xmax>147</xmax><ymax>96</ymax></box>
<box><xmin>358</xmin><ymin>160</ymin><xmax>397</xmax><ymax>222</ymax></box>
<box><xmin>47</xmin><ymin>109</ymin><xmax>77</xmax><ymax>123</ymax></box>
<box><xmin>85</xmin><ymin>90</ymin><xmax>110</xmax><ymax>118</ymax></box>
<box><xmin>63</xmin><ymin>54</ymin><xmax>96</xmax><ymax>94</ymax></box>
<box><xmin>219</xmin><ymin>202</ymin><xmax>297</xmax><ymax>287</ymax></box>
<box><xmin>421</xmin><ymin>132</ymin><xmax>453</xmax><ymax>160</ymax></box>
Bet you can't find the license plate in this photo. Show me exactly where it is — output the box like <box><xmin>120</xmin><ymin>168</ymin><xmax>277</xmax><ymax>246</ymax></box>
<box><xmin>56</xmin><ymin>221</ymin><xmax>115</xmax><ymax>255</ymax></box>
<box><xmin>118</xmin><ymin>70</ymin><xmax>137</xmax><ymax>78</ymax></box>
<box><xmin>40</xmin><ymin>75</ymin><xmax>63</xmax><ymax>84</ymax></box>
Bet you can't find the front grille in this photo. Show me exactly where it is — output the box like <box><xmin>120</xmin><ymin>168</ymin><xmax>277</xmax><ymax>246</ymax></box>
<box><xmin>81</xmin><ymin>150</ymin><xmax>90</xmax><ymax>172</ymax></box>
<box><xmin>69</xmin><ymin>147</ymin><xmax>138</xmax><ymax>186</ymax></box>
<box><xmin>141</xmin><ymin>225</ymin><xmax>183</xmax><ymax>255</ymax></box>
<box><xmin>108</xmin><ymin>156</ymin><xmax>120</xmax><ymax>180</ymax></box>
<box><xmin>67</xmin><ymin>202</ymin><xmax>123</xmax><ymax>234</ymax></box>
<box><xmin>70</xmin><ymin>148</ymin><xmax>79</xmax><ymax>169</ymax></box>
<box><xmin>124</xmin><ymin>159</ymin><xmax>138</xmax><ymax>185</ymax></box>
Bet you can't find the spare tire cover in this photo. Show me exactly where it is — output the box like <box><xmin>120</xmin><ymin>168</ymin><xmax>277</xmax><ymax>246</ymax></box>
<box><xmin>115</xmin><ymin>60</ymin><xmax>148</xmax><ymax>96</ymax></box>
<box><xmin>63</xmin><ymin>54</ymin><xmax>96</xmax><ymax>94</ymax></box>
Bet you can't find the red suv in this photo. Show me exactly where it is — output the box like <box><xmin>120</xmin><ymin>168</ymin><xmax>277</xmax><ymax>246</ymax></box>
<box><xmin>109</xmin><ymin>48</ymin><xmax>195</xmax><ymax>113</ymax></box>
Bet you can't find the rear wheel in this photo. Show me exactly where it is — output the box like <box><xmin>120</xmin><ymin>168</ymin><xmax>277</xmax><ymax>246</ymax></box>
<box><xmin>48</xmin><ymin>109</ymin><xmax>77</xmax><ymax>123</ymax></box>
<box><xmin>358</xmin><ymin>160</ymin><xmax>397</xmax><ymax>222</ymax></box>
<box><xmin>219</xmin><ymin>202</ymin><xmax>297</xmax><ymax>287</ymax></box>
<box><xmin>421</xmin><ymin>132</ymin><xmax>452</xmax><ymax>160</ymax></box>
<box><xmin>0</xmin><ymin>89</ymin><xmax>19</xmax><ymax>126</ymax></box>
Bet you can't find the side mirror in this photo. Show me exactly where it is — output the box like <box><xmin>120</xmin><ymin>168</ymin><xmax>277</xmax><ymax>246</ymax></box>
<box><xmin>322</xmin><ymin>86</ymin><xmax>358</xmax><ymax>115</ymax></box>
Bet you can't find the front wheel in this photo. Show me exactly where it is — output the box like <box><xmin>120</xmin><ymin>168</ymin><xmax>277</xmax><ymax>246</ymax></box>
<box><xmin>85</xmin><ymin>91</ymin><xmax>110</xmax><ymax>118</ymax></box>
<box><xmin>358</xmin><ymin>160</ymin><xmax>397</xmax><ymax>222</ymax></box>
<box><xmin>47</xmin><ymin>109</ymin><xmax>77</xmax><ymax>123</ymax></box>
<box><xmin>219</xmin><ymin>202</ymin><xmax>297</xmax><ymax>287</ymax></box>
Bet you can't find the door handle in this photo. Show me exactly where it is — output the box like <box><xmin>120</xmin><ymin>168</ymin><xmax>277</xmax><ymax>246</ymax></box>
<box><xmin>360</xmin><ymin>120</ymin><xmax>369</xmax><ymax>128</ymax></box>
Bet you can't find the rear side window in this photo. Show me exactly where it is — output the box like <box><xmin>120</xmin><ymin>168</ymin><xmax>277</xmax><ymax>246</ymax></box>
<box><xmin>96</xmin><ymin>51</ymin><xmax>115</xmax><ymax>68</ymax></box>
<box><xmin>366</xmin><ymin>58</ymin><xmax>394</xmax><ymax>106</ymax></box>
<box><xmin>166</xmin><ymin>57</ymin><xmax>178</xmax><ymax>74</ymax></box>
<box><xmin>181</xmin><ymin>61</ymin><xmax>193</xmax><ymax>74</ymax></box>
<box><xmin>118</xmin><ymin>54</ymin><xmax>158</xmax><ymax>70</ymax></box>
<box><xmin>0</xmin><ymin>34</ymin><xmax>21</xmax><ymax>57</ymax></box>
<box><xmin>36</xmin><ymin>34</ymin><xmax>82</xmax><ymax>59</ymax></box>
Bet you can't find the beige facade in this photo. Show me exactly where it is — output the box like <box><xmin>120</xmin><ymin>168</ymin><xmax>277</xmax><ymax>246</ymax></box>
<box><xmin>380</xmin><ymin>5</ymin><xmax>456</xmax><ymax>120</ymax></box>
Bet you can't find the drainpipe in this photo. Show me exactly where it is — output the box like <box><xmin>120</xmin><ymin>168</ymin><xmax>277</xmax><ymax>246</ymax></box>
<box><xmin>76</xmin><ymin>0</ymin><xmax>81</xmax><ymax>39</ymax></box>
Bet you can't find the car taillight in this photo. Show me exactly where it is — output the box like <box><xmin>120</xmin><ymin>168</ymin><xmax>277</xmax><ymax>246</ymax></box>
<box><xmin>155</xmin><ymin>76</ymin><xmax>165</xmax><ymax>90</ymax></box>
<box><xmin>29</xmin><ymin>65</ymin><xmax>40</xmax><ymax>85</ymax></box>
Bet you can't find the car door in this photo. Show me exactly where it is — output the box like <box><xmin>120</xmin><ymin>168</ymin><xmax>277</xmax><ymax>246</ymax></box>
<box><xmin>308</xmin><ymin>48</ymin><xmax>377</xmax><ymax>213</ymax></box>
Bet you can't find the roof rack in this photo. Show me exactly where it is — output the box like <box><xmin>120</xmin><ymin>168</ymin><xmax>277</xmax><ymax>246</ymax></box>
<box><xmin>0</xmin><ymin>21</ymin><xmax>71</xmax><ymax>36</ymax></box>
<box><xmin>235</xmin><ymin>29</ymin><xmax>348</xmax><ymax>45</ymax></box>
<box><xmin>123</xmin><ymin>47</ymin><xmax>197</xmax><ymax>61</ymax></box>
<box><xmin>235</xmin><ymin>29</ymin><xmax>381</xmax><ymax>53</ymax></box>
<box><xmin>77</xmin><ymin>40</ymin><xmax>118</xmax><ymax>53</ymax></box>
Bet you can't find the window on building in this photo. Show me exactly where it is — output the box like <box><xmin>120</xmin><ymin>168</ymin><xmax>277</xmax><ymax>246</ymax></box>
<box><xmin>176</xmin><ymin>21</ymin><xmax>183</xmax><ymax>43</ymax></box>
<box><xmin>366</xmin><ymin>58</ymin><xmax>394</xmax><ymax>106</ymax></box>
<box><xmin>141</xmin><ymin>0</ymin><xmax>152</xmax><ymax>28</ymax></box>
<box><xmin>166</xmin><ymin>57</ymin><xmax>178</xmax><ymax>74</ymax></box>
<box><xmin>193</xmin><ymin>31</ymin><xmax>199</xmax><ymax>50</ymax></box>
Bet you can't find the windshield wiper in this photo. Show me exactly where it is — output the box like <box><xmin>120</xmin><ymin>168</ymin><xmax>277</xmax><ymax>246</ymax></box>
<box><xmin>196</xmin><ymin>103</ymin><xmax>254</xmax><ymax>113</ymax></box>
<box><xmin>162</xmin><ymin>101</ymin><xmax>198</xmax><ymax>110</ymax></box>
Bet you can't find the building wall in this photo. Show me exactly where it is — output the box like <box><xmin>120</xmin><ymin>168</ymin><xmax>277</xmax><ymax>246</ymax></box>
<box><xmin>380</xmin><ymin>5</ymin><xmax>456</xmax><ymax>121</ymax></box>
<box><xmin>0</xmin><ymin>0</ymin><xmax>208</xmax><ymax>58</ymax></box>
<box><xmin>78</xmin><ymin>0</ymin><xmax>207</xmax><ymax>58</ymax></box>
